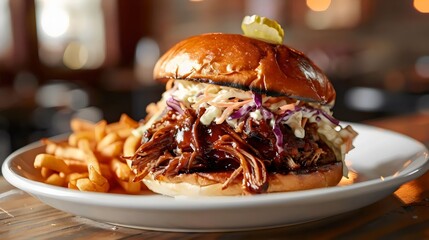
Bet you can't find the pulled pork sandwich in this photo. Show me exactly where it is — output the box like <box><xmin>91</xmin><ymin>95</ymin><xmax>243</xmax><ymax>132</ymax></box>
<box><xmin>127</xmin><ymin>31</ymin><xmax>357</xmax><ymax>196</ymax></box>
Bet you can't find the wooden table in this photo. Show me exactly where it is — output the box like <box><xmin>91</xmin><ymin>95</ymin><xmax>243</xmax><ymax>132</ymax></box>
<box><xmin>1</xmin><ymin>113</ymin><xmax>429</xmax><ymax>239</ymax></box>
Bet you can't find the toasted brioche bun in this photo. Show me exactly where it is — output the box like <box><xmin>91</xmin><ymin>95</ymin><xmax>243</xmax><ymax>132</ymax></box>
<box><xmin>154</xmin><ymin>33</ymin><xmax>335</xmax><ymax>104</ymax></box>
<box><xmin>143</xmin><ymin>162</ymin><xmax>343</xmax><ymax>197</ymax></box>
<box><xmin>145</xmin><ymin>33</ymin><xmax>343</xmax><ymax>196</ymax></box>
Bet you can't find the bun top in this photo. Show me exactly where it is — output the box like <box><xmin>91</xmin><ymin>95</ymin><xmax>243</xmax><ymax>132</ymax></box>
<box><xmin>153</xmin><ymin>33</ymin><xmax>335</xmax><ymax>104</ymax></box>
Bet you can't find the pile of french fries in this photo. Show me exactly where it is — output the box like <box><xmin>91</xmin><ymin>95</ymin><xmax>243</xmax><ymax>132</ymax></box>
<box><xmin>33</xmin><ymin>114</ymin><xmax>143</xmax><ymax>194</ymax></box>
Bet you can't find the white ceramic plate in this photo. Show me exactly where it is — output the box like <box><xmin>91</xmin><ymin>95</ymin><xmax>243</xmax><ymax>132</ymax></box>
<box><xmin>2</xmin><ymin>123</ymin><xmax>429</xmax><ymax>232</ymax></box>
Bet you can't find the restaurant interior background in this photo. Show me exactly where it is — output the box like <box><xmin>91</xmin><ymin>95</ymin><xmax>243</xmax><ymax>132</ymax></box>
<box><xmin>0</xmin><ymin>0</ymin><xmax>429</xmax><ymax>166</ymax></box>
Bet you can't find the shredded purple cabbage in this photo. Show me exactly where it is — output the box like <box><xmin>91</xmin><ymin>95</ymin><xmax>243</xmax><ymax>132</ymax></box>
<box><xmin>300</xmin><ymin>107</ymin><xmax>340</xmax><ymax>125</ymax></box>
<box><xmin>260</xmin><ymin>107</ymin><xmax>273</xmax><ymax>120</ymax></box>
<box><xmin>231</xmin><ymin>93</ymin><xmax>340</xmax><ymax>153</ymax></box>
<box><xmin>229</xmin><ymin>103</ymin><xmax>255</xmax><ymax>120</ymax></box>
<box><xmin>253</xmin><ymin>93</ymin><xmax>262</xmax><ymax>108</ymax></box>
<box><xmin>272</xmin><ymin>123</ymin><xmax>284</xmax><ymax>153</ymax></box>
<box><xmin>166</xmin><ymin>97</ymin><xmax>184</xmax><ymax>115</ymax></box>
<box><xmin>251</xmin><ymin>93</ymin><xmax>284</xmax><ymax>152</ymax></box>
<box><xmin>197</xmin><ymin>91</ymin><xmax>340</xmax><ymax>154</ymax></box>
<box><xmin>278</xmin><ymin>110</ymin><xmax>294</xmax><ymax>123</ymax></box>
<box><xmin>317</xmin><ymin>109</ymin><xmax>340</xmax><ymax>125</ymax></box>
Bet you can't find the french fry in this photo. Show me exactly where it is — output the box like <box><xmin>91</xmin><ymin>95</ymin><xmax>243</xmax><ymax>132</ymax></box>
<box><xmin>34</xmin><ymin>154</ymin><xmax>71</xmax><ymax>174</ymax></box>
<box><xmin>45</xmin><ymin>173</ymin><xmax>65</xmax><ymax>187</ymax></box>
<box><xmin>100</xmin><ymin>164</ymin><xmax>113</xmax><ymax>180</ymax></box>
<box><xmin>94</xmin><ymin>183</ymin><xmax>110</xmax><ymax>192</ymax></box>
<box><xmin>56</xmin><ymin>146</ymin><xmax>86</xmax><ymax>161</ymax></box>
<box><xmin>120</xmin><ymin>113</ymin><xmax>139</xmax><ymax>128</ymax></box>
<box><xmin>66</xmin><ymin>172</ymin><xmax>89</xmax><ymax>182</ymax></box>
<box><xmin>106</xmin><ymin>122</ymin><xmax>127</xmax><ymax>134</ymax></box>
<box><xmin>76</xmin><ymin>178</ymin><xmax>97</xmax><ymax>192</ymax></box>
<box><xmin>71</xmin><ymin>118</ymin><xmax>95</xmax><ymax>132</ymax></box>
<box><xmin>64</xmin><ymin>159</ymin><xmax>88</xmax><ymax>173</ymax></box>
<box><xmin>41</xmin><ymin>167</ymin><xmax>54</xmax><ymax>178</ymax></box>
<box><xmin>88</xmin><ymin>165</ymin><xmax>108</xmax><ymax>187</ymax></box>
<box><xmin>44</xmin><ymin>141</ymin><xmax>57</xmax><ymax>154</ymax></box>
<box><xmin>68</xmin><ymin>179</ymin><xmax>79</xmax><ymax>190</ymax></box>
<box><xmin>99</xmin><ymin>141</ymin><xmax>123</xmax><ymax>158</ymax></box>
<box><xmin>123</xmin><ymin>135</ymin><xmax>141</xmax><ymax>157</ymax></box>
<box><xmin>64</xmin><ymin>159</ymin><xmax>112</xmax><ymax>179</ymax></box>
<box><xmin>44</xmin><ymin>141</ymin><xmax>87</xmax><ymax>161</ymax></box>
<box><xmin>123</xmin><ymin>135</ymin><xmax>141</xmax><ymax>168</ymax></box>
<box><xmin>68</xmin><ymin>131</ymin><xmax>94</xmax><ymax>147</ymax></box>
<box><xmin>76</xmin><ymin>176</ymin><xmax>109</xmax><ymax>193</ymax></box>
<box><xmin>116</xmin><ymin>178</ymin><xmax>141</xmax><ymax>194</ymax></box>
<box><xmin>97</xmin><ymin>132</ymin><xmax>120</xmax><ymax>152</ymax></box>
<box><xmin>78</xmin><ymin>139</ymin><xmax>101</xmax><ymax>173</ymax></box>
<box><xmin>115</xmin><ymin>128</ymin><xmax>133</xmax><ymax>139</ymax></box>
<box><xmin>110</xmin><ymin>158</ymin><xmax>131</xmax><ymax>181</ymax></box>
<box><xmin>94</xmin><ymin>120</ymin><xmax>107</xmax><ymax>142</ymax></box>
<box><xmin>35</xmin><ymin>114</ymin><xmax>141</xmax><ymax>194</ymax></box>
<box><xmin>79</xmin><ymin>139</ymin><xmax>110</xmax><ymax>192</ymax></box>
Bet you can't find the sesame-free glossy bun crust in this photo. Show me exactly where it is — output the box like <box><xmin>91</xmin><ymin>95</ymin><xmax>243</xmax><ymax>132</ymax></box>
<box><xmin>154</xmin><ymin>33</ymin><xmax>336</xmax><ymax>104</ymax></box>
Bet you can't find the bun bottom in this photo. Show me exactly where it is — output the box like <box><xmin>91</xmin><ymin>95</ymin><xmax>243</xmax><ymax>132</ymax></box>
<box><xmin>143</xmin><ymin>162</ymin><xmax>343</xmax><ymax>197</ymax></box>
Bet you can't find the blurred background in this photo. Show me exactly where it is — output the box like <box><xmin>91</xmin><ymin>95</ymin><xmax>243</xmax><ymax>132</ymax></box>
<box><xmin>0</xmin><ymin>0</ymin><xmax>429</xmax><ymax>164</ymax></box>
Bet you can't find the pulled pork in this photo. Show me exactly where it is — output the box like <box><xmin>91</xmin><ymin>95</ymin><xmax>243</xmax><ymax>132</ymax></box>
<box><xmin>127</xmin><ymin>108</ymin><xmax>336</xmax><ymax>194</ymax></box>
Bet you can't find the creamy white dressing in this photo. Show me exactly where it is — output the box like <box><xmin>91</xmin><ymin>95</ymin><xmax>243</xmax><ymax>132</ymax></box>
<box><xmin>249</xmin><ymin>109</ymin><xmax>263</xmax><ymax>121</ymax></box>
<box><xmin>285</xmin><ymin>112</ymin><xmax>305</xmax><ymax>138</ymax></box>
<box><xmin>200</xmin><ymin>105</ymin><xmax>221</xmax><ymax>125</ymax></box>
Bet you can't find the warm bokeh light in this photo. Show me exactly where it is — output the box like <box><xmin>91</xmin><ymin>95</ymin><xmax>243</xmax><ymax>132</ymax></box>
<box><xmin>63</xmin><ymin>42</ymin><xmax>89</xmax><ymax>70</ymax></box>
<box><xmin>306</xmin><ymin>0</ymin><xmax>361</xmax><ymax>29</ymax></box>
<box><xmin>40</xmin><ymin>6</ymin><xmax>69</xmax><ymax>37</ymax></box>
<box><xmin>414</xmin><ymin>0</ymin><xmax>429</xmax><ymax>13</ymax></box>
<box><xmin>0</xmin><ymin>0</ymin><xmax>12</xmax><ymax>59</ymax></box>
<box><xmin>306</xmin><ymin>0</ymin><xmax>331</xmax><ymax>12</ymax></box>
<box><xmin>35</xmin><ymin>0</ymin><xmax>106</xmax><ymax>69</ymax></box>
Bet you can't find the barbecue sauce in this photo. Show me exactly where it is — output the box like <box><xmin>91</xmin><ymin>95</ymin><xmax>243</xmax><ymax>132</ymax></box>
<box><xmin>132</xmin><ymin>109</ymin><xmax>337</xmax><ymax>193</ymax></box>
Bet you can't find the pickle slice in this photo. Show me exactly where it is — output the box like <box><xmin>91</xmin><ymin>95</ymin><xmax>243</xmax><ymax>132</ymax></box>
<box><xmin>241</xmin><ymin>15</ymin><xmax>284</xmax><ymax>44</ymax></box>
